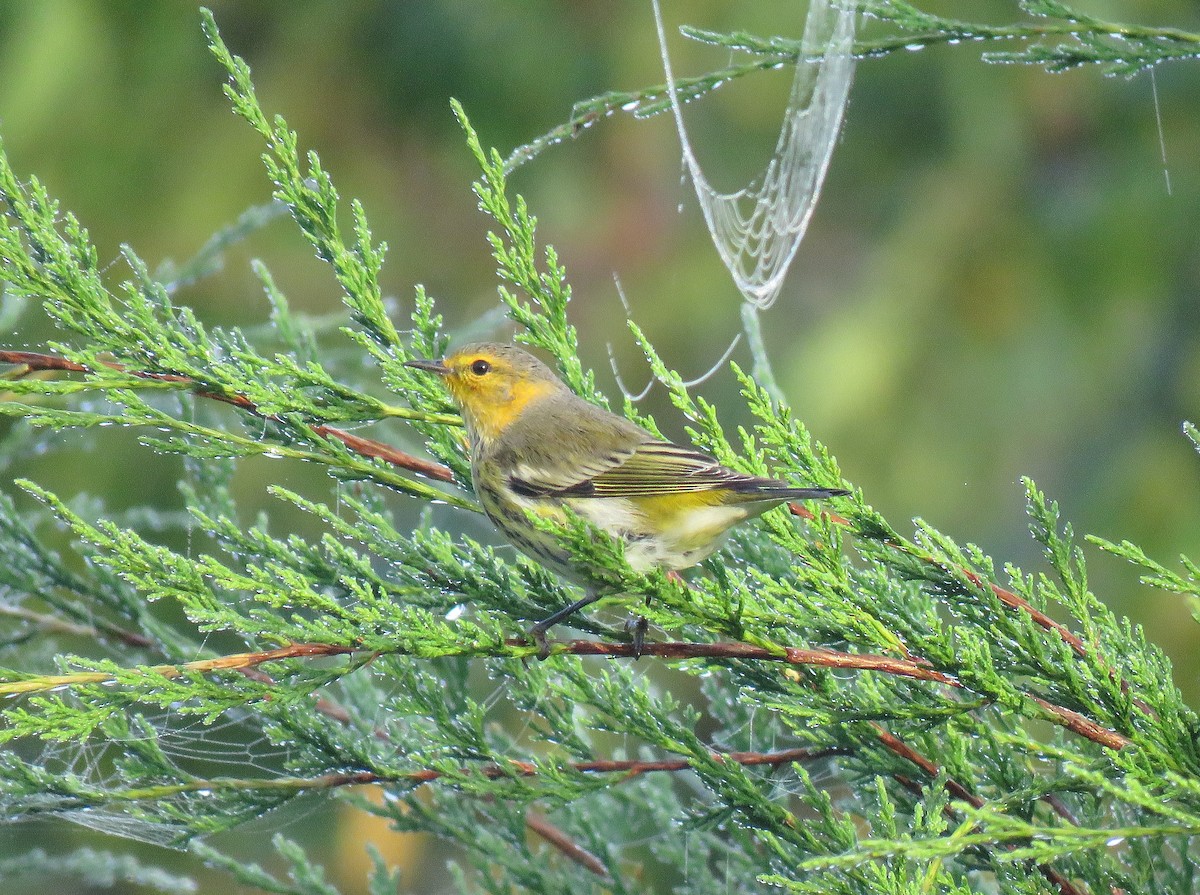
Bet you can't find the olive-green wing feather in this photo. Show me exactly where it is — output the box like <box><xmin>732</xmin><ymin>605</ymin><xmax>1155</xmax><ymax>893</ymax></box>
<box><xmin>510</xmin><ymin>439</ymin><xmax>844</xmax><ymax>501</ymax></box>
<box><xmin>561</xmin><ymin>441</ymin><xmax>759</xmax><ymax>496</ymax></box>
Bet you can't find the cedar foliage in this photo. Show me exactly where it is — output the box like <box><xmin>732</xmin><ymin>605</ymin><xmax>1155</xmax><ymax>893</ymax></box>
<box><xmin>0</xmin><ymin>5</ymin><xmax>1198</xmax><ymax>894</ymax></box>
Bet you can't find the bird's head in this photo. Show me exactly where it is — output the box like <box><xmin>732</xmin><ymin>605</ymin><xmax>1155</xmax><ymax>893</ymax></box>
<box><xmin>405</xmin><ymin>343</ymin><xmax>565</xmax><ymax>443</ymax></box>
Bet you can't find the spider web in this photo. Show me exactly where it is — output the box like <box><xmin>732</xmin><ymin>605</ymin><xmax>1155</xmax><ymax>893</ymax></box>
<box><xmin>653</xmin><ymin>0</ymin><xmax>859</xmax><ymax>310</ymax></box>
<box><xmin>2</xmin><ymin>703</ymin><xmax>300</xmax><ymax>847</ymax></box>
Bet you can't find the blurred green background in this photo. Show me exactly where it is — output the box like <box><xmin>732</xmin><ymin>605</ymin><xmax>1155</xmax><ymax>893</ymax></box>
<box><xmin>0</xmin><ymin>1</ymin><xmax>1197</xmax><ymax>892</ymax></box>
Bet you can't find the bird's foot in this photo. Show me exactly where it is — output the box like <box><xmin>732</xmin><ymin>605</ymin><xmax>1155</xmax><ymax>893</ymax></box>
<box><xmin>624</xmin><ymin>614</ymin><xmax>649</xmax><ymax>659</ymax></box>
<box><xmin>528</xmin><ymin>623</ymin><xmax>553</xmax><ymax>661</ymax></box>
<box><xmin>528</xmin><ymin>592</ymin><xmax>602</xmax><ymax>660</ymax></box>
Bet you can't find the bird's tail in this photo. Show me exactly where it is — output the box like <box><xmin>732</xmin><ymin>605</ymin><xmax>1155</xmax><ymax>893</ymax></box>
<box><xmin>772</xmin><ymin>486</ymin><xmax>850</xmax><ymax>500</ymax></box>
<box><xmin>727</xmin><ymin>478</ymin><xmax>850</xmax><ymax>501</ymax></box>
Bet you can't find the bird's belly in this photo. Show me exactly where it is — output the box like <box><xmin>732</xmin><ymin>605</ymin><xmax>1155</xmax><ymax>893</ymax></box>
<box><xmin>476</xmin><ymin>473</ymin><xmax>756</xmax><ymax>577</ymax></box>
<box><xmin>570</xmin><ymin>496</ymin><xmax>749</xmax><ymax>572</ymax></box>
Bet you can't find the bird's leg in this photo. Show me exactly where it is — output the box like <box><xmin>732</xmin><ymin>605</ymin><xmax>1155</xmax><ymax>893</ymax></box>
<box><xmin>623</xmin><ymin>587</ymin><xmax>658</xmax><ymax>658</ymax></box>
<box><xmin>624</xmin><ymin>570</ymin><xmax>684</xmax><ymax>658</ymax></box>
<box><xmin>529</xmin><ymin>591</ymin><xmax>600</xmax><ymax>660</ymax></box>
<box><xmin>624</xmin><ymin>612</ymin><xmax>649</xmax><ymax>659</ymax></box>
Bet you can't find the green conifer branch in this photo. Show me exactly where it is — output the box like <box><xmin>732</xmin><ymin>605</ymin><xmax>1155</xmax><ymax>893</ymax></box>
<box><xmin>0</xmin><ymin>847</ymin><xmax>197</xmax><ymax>895</ymax></box>
<box><xmin>0</xmin><ymin>7</ymin><xmax>1195</xmax><ymax>895</ymax></box>
<box><xmin>506</xmin><ymin>1</ymin><xmax>1200</xmax><ymax>172</ymax></box>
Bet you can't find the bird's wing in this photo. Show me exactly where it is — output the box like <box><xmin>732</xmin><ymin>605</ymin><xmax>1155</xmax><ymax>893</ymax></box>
<box><xmin>509</xmin><ymin>440</ymin><xmax>780</xmax><ymax>498</ymax></box>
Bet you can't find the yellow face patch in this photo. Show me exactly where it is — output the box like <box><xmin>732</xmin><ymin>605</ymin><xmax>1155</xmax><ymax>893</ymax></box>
<box><xmin>443</xmin><ymin>352</ymin><xmax>556</xmax><ymax>442</ymax></box>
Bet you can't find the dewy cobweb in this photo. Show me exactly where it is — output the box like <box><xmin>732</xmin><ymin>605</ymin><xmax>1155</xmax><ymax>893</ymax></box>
<box><xmin>652</xmin><ymin>0</ymin><xmax>858</xmax><ymax>311</ymax></box>
<box><xmin>1</xmin><ymin>700</ymin><xmax>300</xmax><ymax>847</ymax></box>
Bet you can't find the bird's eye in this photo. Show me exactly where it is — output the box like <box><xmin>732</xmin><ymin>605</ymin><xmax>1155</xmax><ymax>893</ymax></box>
<box><xmin>470</xmin><ymin>359</ymin><xmax>492</xmax><ymax>376</ymax></box>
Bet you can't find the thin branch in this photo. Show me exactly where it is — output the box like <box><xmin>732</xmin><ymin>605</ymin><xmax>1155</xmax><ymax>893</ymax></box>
<box><xmin>961</xmin><ymin>568</ymin><xmax>1084</xmax><ymax>654</ymax></box>
<box><xmin>0</xmin><ymin>349</ymin><xmax>457</xmax><ymax>484</ymax></box>
<box><xmin>788</xmin><ymin>501</ymin><xmax>1083</xmax><ymax>652</ymax></box>
<box><xmin>524</xmin><ymin>812</ymin><xmax>610</xmax><ymax>878</ymax></box>
<box><xmin>0</xmin><ymin>641</ymin><xmax>359</xmax><ymax>696</ymax></box>
<box><xmin>308</xmin><ymin>424</ymin><xmax>452</xmax><ymax>483</ymax></box>
<box><xmin>0</xmin><ymin>601</ymin><xmax>152</xmax><ymax>649</ymax></box>
<box><xmin>506</xmin><ymin>10</ymin><xmax>1200</xmax><ymax>173</ymax></box>
<box><xmin>789</xmin><ymin>501</ymin><xmax>1156</xmax><ymax>717</ymax></box>
<box><xmin>559</xmin><ymin>639</ymin><xmax>959</xmax><ymax>684</ymax></box>
<box><xmin>561</xmin><ymin>643</ymin><xmax>1134</xmax><ymax>761</ymax></box>
<box><xmin>0</xmin><ymin>638</ymin><xmax>1129</xmax><ymax>751</ymax></box>
<box><xmin>0</xmin><ymin>351</ymin><xmax>88</xmax><ymax>373</ymax></box>
<box><xmin>871</xmin><ymin>727</ymin><xmax>1085</xmax><ymax>895</ymax></box>
<box><xmin>872</xmin><ymin>725</ymin><xmax>981</xmax><ymax>807</ymax></box>
<box><xmin>568</xmin><ymin>640</ymin><xmax>1118</xmax><ymax>748</ymax></box>
<box><xmin>36</xmin><ymin>745</ymin><xmax>839</xmax><ymax>809</ymax></box>
<box><xmin>691</xmin><ymin>16</ymin><xmax>1200</xmax><ymax>64</ymax></box>
<box><xmin>0</xmin><ymin>604</ymin><xmax>111</xmax><ymax>640</ymax></box>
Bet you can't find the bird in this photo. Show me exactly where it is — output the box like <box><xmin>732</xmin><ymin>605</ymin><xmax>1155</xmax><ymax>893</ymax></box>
<box><xmin>405</xmin><ymin>342</ymin><xmax>848</xmax><ymax>655</ymax></box>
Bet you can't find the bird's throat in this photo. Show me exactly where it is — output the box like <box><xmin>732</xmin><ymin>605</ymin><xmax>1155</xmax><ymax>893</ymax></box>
<box><xmin>460</xmin><ymin>379</ymin><xmax>556</xmax><ymax>444</ymax></box>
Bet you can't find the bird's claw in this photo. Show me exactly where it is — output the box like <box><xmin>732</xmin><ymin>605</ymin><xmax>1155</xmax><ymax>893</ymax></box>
<box><xmin>528</xmin><ymin>623</ymin><xmax>552</xmax><ymax>661</ymax></box>
<box><xmin>624</xmin><ymin>614</ymin><xmax>649</xmax><ymax>659</ymax></box>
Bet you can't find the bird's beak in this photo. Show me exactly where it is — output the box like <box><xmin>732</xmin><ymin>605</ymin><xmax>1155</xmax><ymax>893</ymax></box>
<box><xmin>404</xmin><ymin>358</ymin><xmax>451</xmax><ymax>376</ymax></box>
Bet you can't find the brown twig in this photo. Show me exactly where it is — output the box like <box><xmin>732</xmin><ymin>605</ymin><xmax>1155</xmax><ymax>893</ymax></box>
<box><xmin>544</xmin><ymin>639</ymin><xmax>1128</xmax><ymax>751</ymax></box>
<box><xmin>110</xmin><ymin>745</ymin><xmax>838</xmax><ymax>800</ymax></box>
<box><xmin>0</xmin><ymin>641</ymin><xmax>359</xmax><ymax>696</ymax></box>
<box><xmin>311</xmin><ymin>424</ymin><xmax>452</xmax><ymax>482</ymax></box>
<box><xmin>871</xmin><ymin>725</ymin><xmax>981</xmax><ymax>806</ymax></box>
<box><xmin>524</xmin><ymin>812</ymin><xmax>610</xmax><ymax>878</ymax></box>
<box><xmin>556</xmin><ymin>638</ymin><xmax>957</xmax><ymax>684</ymax></box>
<box><xmin>0</xmin><ymin>636</ymin><xmax>1129</xmax><ymax>751</ymax></box>
<box><xmin>0</xmin><ymin>350</ymin><xmax>89</xmax><ymax>373</ymax></box>
<box><xmin>0</xmin><ymin>349</ymin><xmax>455</xmax><ymax>483</ymax></box>
<box><xmin>789</xmin><ymin>501</ymin><xmax>1084</xmax><ymax>653</ymax></box>
<box><xmin>872</xmin><ymin>728</ymin><xmax>1086</xmax><ymax>895</ymax></box>
<box><xmin>790</xmin><ymin>500</ymin><xmax>1153</xmax><ymax>726</ymax></box>
<box><xmin>415</xmin><ymin>745</ymin><xmax>836</xmax><ymax>784</ymax></box>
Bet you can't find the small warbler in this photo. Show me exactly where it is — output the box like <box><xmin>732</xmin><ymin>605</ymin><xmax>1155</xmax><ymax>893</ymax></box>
<box><xmin>406</xmin><ymin>343</ymin><xmax>847</xmax><ymax>654</ymax></box>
